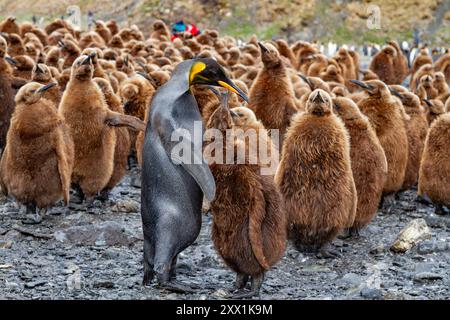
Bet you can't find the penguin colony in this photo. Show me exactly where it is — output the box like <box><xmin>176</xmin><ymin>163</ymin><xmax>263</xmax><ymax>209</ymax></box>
<box><xmin>0</xmin><ymin>16</ymin><xmax>449</xmax><ymax>298</ymax></box>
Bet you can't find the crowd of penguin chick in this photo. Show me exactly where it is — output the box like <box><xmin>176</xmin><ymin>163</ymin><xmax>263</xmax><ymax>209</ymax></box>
<box><xmin>0</xmin><ymin>16</ymin><xmax>450</xmax><ymax>297</ymax></box>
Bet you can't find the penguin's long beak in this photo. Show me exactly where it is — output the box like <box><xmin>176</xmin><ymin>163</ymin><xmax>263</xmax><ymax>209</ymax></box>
<box><xmin>217</xmin><ymin>79</ymin><xmax>249</xmax><ymax>103</ymax></box>
<box><xmin>422</xmin><ymin>99</ymin><xmax>432</xmax><ymax>107</ymax></box>
<box><xmin>299</xmin><ymin>73</ymin><xmax>313</xmax><ymax>90</ymax></box>
<box><xmin>230</xmin><ymin>110</ymin><xmax>238</xmax><ymax>118</ymax></box>
<box><xmin>313</xmin><ymin>91</ymin><xmax>325</xmax><ymax>103</ymax></box>
<box><xmin>258</xmin><ymin>42</ymin><xmax>269</xmax><ymax>53</ymax></box>
<box><xmin>37</xmin><ymin>83</ymin><xmax>56</xmax><ymax>93</ymax></box>
<box><xmin>5</xmin><ymin>56</ymin><xmax>18</xmax><ymax>66</ymax></box>
<box><xmin>81</xmin><ymin>55</ymin><xmax>92</xmax><ymax>65</ymax></box>
<box><xmin>35</xmin><ymin>64</ymin><xmax>44</xmax><ymax>73</ymax></box>
<box><xmin>389</xmin><ymin>87</ymin><xmax>403</xmax><ymax>99</ymax></box>
<box><xmin>350</xmin><ymin>79</ymin><xmax>373</xmax><ymax>90</ymax></box>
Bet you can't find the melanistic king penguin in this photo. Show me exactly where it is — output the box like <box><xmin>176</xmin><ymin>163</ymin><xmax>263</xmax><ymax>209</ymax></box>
<box><xmin>141</xmin><ymin>58</ymin><xmax>248</xmax><ymax>292</ymax></box>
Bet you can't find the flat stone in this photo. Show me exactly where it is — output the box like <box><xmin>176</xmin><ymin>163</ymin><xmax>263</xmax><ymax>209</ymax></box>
<box><xmin>115</xmin><ymin>199</ymin><xmax>140</xmax><ymax>213</ymax></box>
<box><xmin>0</xmin><ymin>240</ymin><xmax>13</xmax><ymax>249</ymax></box>
<box><xmin>54</xmin><ymin>222</ymin><xmax>136</xmax><ymax>247</ymax></box>
<box><xmin>391</xmin><ymin>219</ymin><xmax>432</xmax><ymax>253</ymax></box>
<box><xmin>360</xmin><ymin>287</ymin><xmax>383</xmax><ymax>300</ymax></box>
<box><xmin>413</xmin><ymin>272</ymin><xmax>443</xmax><ymax>282</ymax></box>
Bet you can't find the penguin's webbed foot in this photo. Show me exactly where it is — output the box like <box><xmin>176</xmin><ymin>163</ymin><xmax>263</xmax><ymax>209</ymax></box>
<box><xmin>381</xmin><ymin>193</ymin><xmax>396</xmax><ymax>214</ymax></box>
<box><xmin>416</xmin><ymin>194</ymin><xmax>433</xmax><ymax>206</ymax></box>
<box><xmin>234</xmin><ymin>273</ymin><xmax>249</xmax><ymax>290</ymax></box>
<box><xmin>339</xmin><ymin>227</ymin><xmax>360</xmax><ymax>239</ymax></box>
<box><xmin>435</xmin><ymin>204</ymin><xmax>450</xmax><ymax>215</ymax></box>
<box><xmin>97</xmin><ymin>190</ymin><xmax>110</xmax><ymax>202</ymax></box>
<box><xmin>230</xmin><ymin>273</ymin><xmax>263</xmax><ymax>299</ymax></box>
<box><xmin>317</xmin><ymin>244</ymin><xmax>341</xmax><ymax>259</ymax></box>
<box><xmin>158</xmin><ymin>280</ymin><xmax>199</xmax><ymax>294</ymax></box>
<box><xmin>22</xmin><ymin>205</ymin><xmax>43</xmax><ymax>225</ymax></box>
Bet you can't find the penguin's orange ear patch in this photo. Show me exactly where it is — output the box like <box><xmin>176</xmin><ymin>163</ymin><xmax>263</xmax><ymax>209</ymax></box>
<box><xmin>189</xmin><ymin>61</ymin><xmax>206</xmax><ymax>83</ymax></box>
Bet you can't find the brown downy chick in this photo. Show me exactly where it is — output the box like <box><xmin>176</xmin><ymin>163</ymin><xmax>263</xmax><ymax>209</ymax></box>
<box><xmin>332</xmin><ymin>97</ymin><xmax>387</xmax><ymax>234</ymax></box>
<box><xmin>6</xmin><ymin>33</ymin><xmax>25</xmax><ymax>57</ymax></box>
<box><xmin>422</xmin><ymin>98</ymin><xmax>445</xmax><ymax>126</ymax></box>
<box><xmin>119</xmin><ymin>74</ymin><xmax>155</xmax><ymax>161</ymax></box>
<box><xmin>109</xmin><ymin>34</ymin><xmax>124</xmax><ymax>49</ymax></box>
<box><xmin>369</xmin><ymin>45</ymin><xmax>397</xmax><ymax>84</ymax></box>
<box><xmin>228</xmin><ymin>79</ymin><xmax>249</xmax><ymax>109</ymax></box>
<box><xmin>387</xmin><ymin>40</ymin><xmax>409</xmax><ymax>84</ymax></box>
<box><xmin>0</xmin><ymin>36</ymin><xmax>24</xmax><ymax>150</ymax></box>
<box><xmin>275</xmin><ymin>89</ymin><xmax>356</xmax><ymax>257</ymax></box>
<box><xmin>412</xmin><ymin>48</ymin><xmax>433</xmax><ymax>78</ymax></box>
<box><xmin>59</xmin><ymin>55</ymin><xmax>145</xmax><ymax>202</ymax></box>
<box><xmin>11</xmin><ymin>55</ymin><xmax>34</xmax><ymax>80</ymax></box>
<box><xmin>45</xmin><ymin>47</ymin><xmax>61</xmax><ymax>69</ymax></box>
<box><xmin>0</xmin><ymin>17</ymin><xmax>20</xmax><ymax>35</ymax></box>
<box><xmin>249</xmin><ymin>42</ymin><xmax>297</xmax><ymax>146</ymax></box>
<box><xmin>59</xmin><ymin>39</ymin><xmax>81</xmax><ymax>69</ymax></box>
<box><xmin>319</xmin><ymin>64</ymin><xmax>345</xmax><ymax>84</ymax></box>
<box><xmin>106</xmin><ymin>20</ymin><xmax>119</xmax><ymax>36</ymax></box>
<box><xmin>150</xmin><ymin>20</ymin><xmax>171</xmax><ymax>40</ymax></box>
<box><xmin>334</xmin><ymin>48</ymin><xmax>356</xmax><ymax>80</ymax></box>
<box><xmin>411</xmin><ymin>63</ymin><xmax>434</xmax><ymax>91</ymax></box>
<box><xmin>418</xmin><ymin>112</ymin><xmax>450</xmax><ymax>214</ymax></box>
<box><xmin>307</xmin><ymin>54</ymin><xmax>328</xmax><ymax>77</ymax></box>
<box><xmin>389</xmin><ymin>90</ymin><xmax>428</xmax><ymax>189</ymax></box>
<box><xmin>352</xmin><ymin>79</ymin><xmax>408</xmax><ymax>197</ymax></box>
<box><xmin>416</xmin><ymin>74</ymin><xmax>438</xmax><ymax>100</ymax></box>
<box><xmin>360</xmin><ymin>69</ymin><xmax>379</xmax><ymax>81</ymax></box>
<box><xmin>433</xmin><ymin>72</ymin><xmax>449</xmax><ymax>102</ymax></box>
<box><xmin>207</xmin><ymin>92</ymin><xmax>286</xmax><ymax>299</ymax></box>
<box><xmin>81</xmin><ymin>48</ymin><xmax>107</xmax><ymax>79</ymax></box>
<box><xmin>94</xmin><ymin>20</ymin><xmax>112</xmax><ymax>44</ymax></box>
<box><xmin>31</xmin><ymin>63</ymin><xmax>62</xmax><ymax>106</ymax></box>
<box><xmin>0</xmin><ymin>82</ymin><xmax>74</xmax><ymax>224</ymax></box>
<box><xmin>94</xmin><ymin>77</ymin><xmax>131</xmax><ymax>199</ymax></box>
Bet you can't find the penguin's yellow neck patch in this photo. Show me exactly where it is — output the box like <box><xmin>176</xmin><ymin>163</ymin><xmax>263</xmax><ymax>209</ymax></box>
<box><xmin>189</xmin><ymin>61</ymin><xmax>206</xmax><ymax>84</ymax></box>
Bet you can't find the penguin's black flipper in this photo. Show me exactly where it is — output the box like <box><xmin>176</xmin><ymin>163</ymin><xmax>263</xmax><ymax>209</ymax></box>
<box><xmin>169</xmin><ymin>133</ymin><xmax>216</xmax><ymax>202</ymax></box>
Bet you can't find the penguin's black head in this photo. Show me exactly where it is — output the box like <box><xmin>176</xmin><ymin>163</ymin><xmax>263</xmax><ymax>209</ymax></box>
<box><xmin>189</xmin><ymin>58</ymin><xmax>249</xmax><ymax>103</ymax></box>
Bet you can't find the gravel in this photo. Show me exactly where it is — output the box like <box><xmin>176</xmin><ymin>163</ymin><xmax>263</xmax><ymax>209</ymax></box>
<box><xmin>0</xmin><ymin>172</ymin><xmax>449</xmax><ymax>300</ymax></box>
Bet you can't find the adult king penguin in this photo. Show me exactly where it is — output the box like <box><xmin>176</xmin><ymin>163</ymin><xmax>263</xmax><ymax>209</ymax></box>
<box><xmin>141</xmin><ymin>58</ymin><xmax>248</xmax><ymax>292</ymax></box>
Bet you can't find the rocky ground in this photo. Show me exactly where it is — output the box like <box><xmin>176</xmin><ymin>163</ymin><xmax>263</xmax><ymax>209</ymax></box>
<box><xmin>0</xmin><ymin>170</ymin><xmax>449</xmax><ymax>300</ymax></box>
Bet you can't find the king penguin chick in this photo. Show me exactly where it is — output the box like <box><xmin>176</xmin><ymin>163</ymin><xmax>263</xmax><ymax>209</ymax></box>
<box><xmin>275</xmin><ymin>89</ymin><xmax>357</xmax><ymax>257</ymax></box>
<box><xmin>31</xmin><ymin>63</ymin><xmax>62</xmax><ymax>106</ymax></box>
<box><xmin>369</xmin><ymin>45</ymin><xmax>397</xmax><ymax>84</ymax></box>
<box><xmin>390</xmin><ymin>90</ymin><xmax>428</xmax><ymax>189</ymax></box>
<box><xmin>333</xmin><ymin>97</ymin><xmax>387</xmax><ymax>235</ymax></box>
<box><xmin>249</xmin><ymin>42</ymin><xmax>297</xmax><ymax>147</ymax></box>
<box><xmin>207</xmin><ymin>92</ymin><xmax>286</xmax><ymax>299</ymax></box>
<box><xmin>422</xmin><ymin>98</ymin><xmax>445</xmax><ymax>126</ymax></box>
<box><xmin>0</xmin><ymin>82</ymin><xmax>74</xmax><ymax>224</ymax></box>
<box><xmin>418</xmin><ymin>112</ymin><xmax>450</xmax><ymax>215</ymax></box>
<box><xmin>94</xmin><ymin>77</ymin><xmax>131</xmax><ymax>201</ymax></box>
<box><xmin>351</xmin><ymin>80</ymin><xmax>408</xmax><ymax>208</ymax></box>
<box><xmin>59</xmin><ymin>55</ymin><xmax>145</xmax><ymax>204</ymax></box>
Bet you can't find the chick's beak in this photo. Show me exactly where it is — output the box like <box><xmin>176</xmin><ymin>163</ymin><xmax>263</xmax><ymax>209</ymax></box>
<box><xmin>350</xmin><ymin>79</ymin><xmax>373</xmax><ymax>90</ymax></box>
<box><xmin>37</xmin><ymin>83</ymin><xmax>56</xmax><ymax>93</ymax></box>
<box><xmin>313</xmin><ymin>91</ymin><xmax>325</xmax><ymax>103</ymax></box>
<box><xmin>217</xmin><ymin>79</ymin><xmax>249</xmax><ymax>103</ymax></box>
<box><xmin>81</xmin><ymin>55</ymin><xmax>92</xmax><ymax>65</ymax></box>
<box><xmin>5</xmin><ymin>56</ymin><xmax>17</xmax><ymax>66</ymax></box>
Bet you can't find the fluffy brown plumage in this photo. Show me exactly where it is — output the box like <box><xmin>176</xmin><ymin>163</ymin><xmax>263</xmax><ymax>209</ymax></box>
<box><xmin>59</xmin><ymin>55</ymin><xmax>144</xmax><ymax>200</ymax></box>
<box><xmin>207</xmin><ymin>94</ymin><xmax>286</xmax><ymax>298</ymax></box>
<box><xmin>333</xmin><ymin>97</ymin><xmax>387</xmax><ymax>233</ymax></box>
<box><xmin>418</xmin><ymin>113</ymin><xmax>450</xmax><ymax>212</ymax></box>
<box><xmin>94</xmin><ymin>77</ymin><xmax>131</xmax><ymax>199</ymax></box>
<box><xmin>0</xmin><ymin>82</ymin><xmax>74</xmax><ymax>221</ymax></box>
<box><xmin>249</xmin><ymin>42</ymin><xmax>297</xmax><ymax>146</ymax></box>
<box><xmin>369</xmin><ymin>45</ymin><xmax>397</xmax><ymax>84</ymax></box>
<box><xmin>354</xmin><ymin>80</ymin><xmax>408</xmax><ymax>194</ymax></box>
<box><xmin>276</xmin><ymin>89</ymin><xmax>356</xmax><ymax>255</ymax></box>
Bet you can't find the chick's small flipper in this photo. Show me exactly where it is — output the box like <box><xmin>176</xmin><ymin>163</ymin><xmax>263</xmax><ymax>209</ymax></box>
<box><xmin>105</xmin><ymin>111</ymin><xmax>146</xmax><ymax>132</ymax></box>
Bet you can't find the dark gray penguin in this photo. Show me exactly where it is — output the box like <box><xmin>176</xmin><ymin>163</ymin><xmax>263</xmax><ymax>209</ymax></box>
<box><xmin>141</xmin><ymin>58</ymin><xmax>248</xmax><ymax>292</ymax></box>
